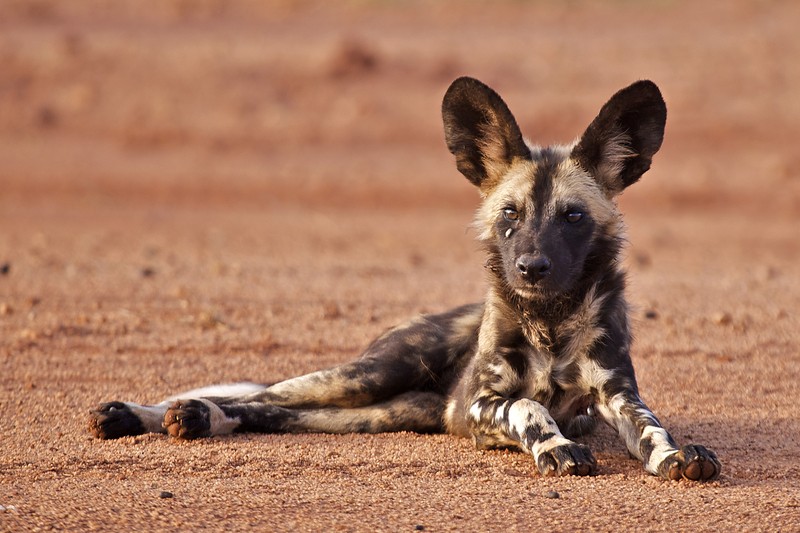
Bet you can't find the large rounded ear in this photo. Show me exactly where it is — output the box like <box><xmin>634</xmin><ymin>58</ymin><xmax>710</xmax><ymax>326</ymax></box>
<box><xmin>442</xmin><ymin>77</ymin><xmax>531</xmax><ymax>191</ymax></box>
<box><xmin>572</xmin><ymin>80</ymin><xmax>666</xmax><ymax>196</ymax></box>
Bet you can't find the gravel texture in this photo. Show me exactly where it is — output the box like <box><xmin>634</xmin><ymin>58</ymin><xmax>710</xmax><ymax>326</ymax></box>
<box><xmin>1</xmin><ymin>1</ymin><xmax>799</xmax><ymax>531</ymax></box>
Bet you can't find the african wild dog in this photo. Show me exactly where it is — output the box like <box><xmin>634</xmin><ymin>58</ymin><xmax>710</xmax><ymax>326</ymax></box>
<box><xmin>89</xmin><ymin>77</ymin><xmax>720</xmax><ymax>481</ymax></box>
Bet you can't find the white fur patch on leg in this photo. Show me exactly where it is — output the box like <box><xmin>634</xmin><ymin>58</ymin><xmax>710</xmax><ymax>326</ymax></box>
<box><xmin>468</xmin><ymin>400</ymin><xmax>484</xmax><ymax>423</ymax></box>
<box><xmin>532</xmin><ymin>434</ymin><xmax>574</xmax><ymax>457</ymax></box>
<box><xmin>506</xmin><ymin>398</ymin><xmax>564</xmax><ymax>454</ymax></box>
<box><xmin>166</xmin><ymin>382</ymin><xmax>266</xmax><ymax>402</ymax></box>
<box><xmin>198</xmin><ymin>399</ymin><xmax>241</xmax><ymax>436</ymax></box>
<box><xmin>598</xmin><ymin>393</ymin><xmax>644</xmax><ymax>459</ymax></box>
<box><xmin>124</xmin><ymin>402</ymin><xmax>169</xmax><ymax>433</ymax></box>
<box><xmin>643</xmin><ymin>426</ymin><xmax>679</xmax><ymax>475</ymax></box>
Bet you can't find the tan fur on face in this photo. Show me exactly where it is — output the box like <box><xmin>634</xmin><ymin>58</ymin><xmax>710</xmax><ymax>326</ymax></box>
<box><xmin>474</xmin><ymin>158</ymin><xmax>536</xmax><ymax>241</ymax></box>
<box><xmin>473</xmin><ymin>142</ymin><xmax>621</xmax><ymax>244</ymax></box>
<box><xmin>550</xmin><ymin>157</ymin><xmax>618</xmax><ymax>228</ymax></box>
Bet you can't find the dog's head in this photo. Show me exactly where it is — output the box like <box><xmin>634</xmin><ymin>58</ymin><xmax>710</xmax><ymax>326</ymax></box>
<box><xmin>442</xmin><ymin>77</ymin><xmax>666</xmax><ymax>302</ymax></box>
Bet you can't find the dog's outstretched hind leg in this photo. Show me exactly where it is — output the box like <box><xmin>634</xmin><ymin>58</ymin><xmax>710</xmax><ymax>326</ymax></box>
<box><xmin>88</xmin><ymin>354</ymin><xmax>429</xmax><ymax>440</ymax></box>
<box><xmin>162</xmin><ymin>390</ymin><xmax>446</xmax><ymax>439</ymax></box>
<box><xmin>88</xmin><ymin>401</ymin><xmax>170</xmax><ymax>439</ymax></box>
<box><xmin>88</xmin><ymin>383</ymin><xmax>268</xmax><ymax>440</ymax></box>
<box><xmin>236</xmin><ymin>307</ymin><xmax>481</xmax><ymax>410</ymax></box>
<box><xmin>89</xmin><ymin>304</ymin><xmax>481</xmax><ymax>440</ymax></box>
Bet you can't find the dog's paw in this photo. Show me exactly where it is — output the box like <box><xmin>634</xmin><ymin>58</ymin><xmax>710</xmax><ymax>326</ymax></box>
<box><xmin>536</xmin><ymin>442</ymin><xmax>597</xmax><ymax>477</ymax></box>
<box><xmin>562</xmin><ymin>414</ymin><xmax>598</xmax><ymax>439</ymax></box>
<box><xmin>88</xmin><ymin>402</ymin><xmax>145</xmax><ymax>439</ymax></box>
<box><xmin>659</xmin><ymin>444</ymin><xmax>721</xmax><ymax>481</ymax></box>
<box><xmin>163</xmin><ymin>400</ymin><xmax>212</xmax><ymax>440</ymax></box>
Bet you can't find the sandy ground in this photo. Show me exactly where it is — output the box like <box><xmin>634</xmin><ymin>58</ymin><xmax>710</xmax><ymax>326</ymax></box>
<box><xmin>1</xmin><ymin>1</ymin><xmax>799</xmax><ymax>531</ymax></box>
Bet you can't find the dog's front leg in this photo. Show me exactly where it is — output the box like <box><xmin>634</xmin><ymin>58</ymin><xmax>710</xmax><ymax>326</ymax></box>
<box><xmin>597</xmin><ymin>389</ymin><xmax>720</xmax><ymax>481</ymax></box>
<box><xmin>464</xmin><ymin>351</ymin><xmax>596</xmax><ymax>477</ymax></box>
<box><xmin>470</xmin><ymin>395</ymin><xmax>597</xmax><ymax>476</ymax></box>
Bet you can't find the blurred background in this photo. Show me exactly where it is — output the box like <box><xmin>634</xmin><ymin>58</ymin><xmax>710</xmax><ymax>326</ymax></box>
<box><xmin>2</xmin><ymin>0</ymin><xmax>799</xmax><ymax>383</ymax></box>
<box><xmin>1</xmin><ymin>0</ymin><xmax>798</xmax><ymax>367</ymax></box>
<box><xmin>2</xmin><ymin>0</ymin><xmax>798</xmax><ymax>215</ymax></box>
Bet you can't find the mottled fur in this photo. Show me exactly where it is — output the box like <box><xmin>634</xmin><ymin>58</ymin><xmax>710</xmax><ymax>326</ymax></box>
<box><xmin>89</xmin><ymin>77</ymin><xmax>720</xmax><ymax>481</ymax></box>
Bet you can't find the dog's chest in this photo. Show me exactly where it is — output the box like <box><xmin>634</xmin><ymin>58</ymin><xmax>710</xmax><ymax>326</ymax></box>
<box><xmin>516</xmin><ymin>302</ymin><xmax>610</xmax><ymax>403</ymax></box>
<box><xmin>518</xmin><ymin>341</ymin><xmax>606</xmax><ymax>415</ymax></box>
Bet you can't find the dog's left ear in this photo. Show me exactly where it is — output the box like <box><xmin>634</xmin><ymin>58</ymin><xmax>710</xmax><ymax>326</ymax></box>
<box><xmin>572</xmin><ymin>80</ymin><xmax>666</xmax><ymax>196</ymax></box>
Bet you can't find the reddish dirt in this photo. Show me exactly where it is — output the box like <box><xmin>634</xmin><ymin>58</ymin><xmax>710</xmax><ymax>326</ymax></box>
<box><xmin>2</xmin><ymin>1</ymin><xmax>799</xmax><ymax>530</ymax></box>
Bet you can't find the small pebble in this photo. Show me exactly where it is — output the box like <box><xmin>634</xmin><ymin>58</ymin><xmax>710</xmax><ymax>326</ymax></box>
<box><xmin>757</xmin><ymin>265</ymin><xmax>780</xmax><ymax>282</ymax></box>
<box><xmin>503</xmin><ymin>467</ymin><xmax>525</xmax><ymax>477</ymax></box>
<box><xmin>322</xmin><ymin>302</ymin><xmax>343</xmax><ymax>320</ymax></box>
<box><xmin>36</xmin><ymin>106</ymin><xmax>59</xmax><ymax>128</ymax></box>
<box><xmin>141</xmin><ymin>267</ymin><xmax>156</xmax><ymax>278</ymax></box>
<box><xmin>159</xmin><ymin>491</ymin><xmax>173</xmax><ymax>499</ymax></box>
<box><xmin>0</xmin><ymin>263</ymin><xmax>9</xmax><ymax>275</ymax></box>
<box><xmin>711</xmin><ymin>312</ymin><xmax>732</xmax><ymax>326</ymax></box>
<box><xmin>644</xmin><ymin>309</ymin><xmax>658</xmax><ymax>320</ymax></box>
<box><xmin>196</xmin><ymin>311</ymin><xmax>223</xmax><ymax>330</ymax></box>
<box><xmin>414</xmin><ymin>526</ymin><xmax>425</xmax><ymax>531</ymax></box>
<box><xmin>544</xmin><ymin>490</ymin><xmax>560</xmax><ymax>499</ymax></box>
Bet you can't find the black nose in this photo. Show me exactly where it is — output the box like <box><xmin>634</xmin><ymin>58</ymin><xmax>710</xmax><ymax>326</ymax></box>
<box><xmin>516</xmin><ymin>254</ymin><xmax>552</xmax><ymax>282</ymax></box>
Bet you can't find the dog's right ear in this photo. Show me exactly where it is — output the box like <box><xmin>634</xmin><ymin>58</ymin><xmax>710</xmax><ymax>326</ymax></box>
<box><xmin>572</xmin><ymin>80</ymin><xmax>666</xmax><ymax>196</ymax></box>
<box><xmin>442</xmin><ymin>77</ymin><xmax>531</xmax><ymax>191</ymax></box>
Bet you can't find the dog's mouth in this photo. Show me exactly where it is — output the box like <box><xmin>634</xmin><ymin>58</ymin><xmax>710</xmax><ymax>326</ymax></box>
<box><xmin>510</xmin><ymin>277</ymin><xmax>562</xmax><ymax>301</ymax></box>
<box><xmin>512</xmin><ymin>285</ymin><xmax>548</xmax><ymax>300</ymax></box>
<box><xmin>507</xmin><ymin>261</ymin><xmax>581</xmax><ymax>303</ymax></box>
<box><xmin>493</xmin><ymin>255</ymin><xmax>573</xmax><ymax>302</ymax></box>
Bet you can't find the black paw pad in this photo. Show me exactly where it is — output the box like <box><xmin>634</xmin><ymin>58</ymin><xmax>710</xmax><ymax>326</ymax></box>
<box><xmin>537</xmin><ymin>442</ymin><xmax>597</xmax><ymax>477</ymax></box>
<box><xmin>662</xmin><ymin>444</ymin><xmax>721</xmax><ymax>482</ymax></box>
<box><xmin>88</xmin><ymin>402</ymin><xmax>145</xmax><ymax>439</ymax></box>
<box><xmin>163</xmin><ymin>400</ymin><xmax>211</xmax><ymax>440</ymax></box>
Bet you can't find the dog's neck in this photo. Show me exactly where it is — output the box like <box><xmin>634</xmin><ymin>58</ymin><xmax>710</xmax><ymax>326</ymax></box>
<box><xmin>484</xmin><ymin>235</ymin><xmax>626</xmax><ymax>352</ymax></box>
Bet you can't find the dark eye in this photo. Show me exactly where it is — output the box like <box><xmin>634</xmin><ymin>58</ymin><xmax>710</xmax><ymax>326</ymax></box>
<box><xmin>565</xmin><ymin>211</ymin><xmax>584</xmax><ymax>224</ymax></box>
<box><xmin>503</xmin><ymin>208</ymin><xmax>519</xmax><ymax>221</ymax></box>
